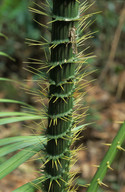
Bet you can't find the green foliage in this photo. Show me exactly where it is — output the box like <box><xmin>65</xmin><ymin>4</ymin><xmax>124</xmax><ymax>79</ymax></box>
<box><xmin>0</xmin><ymin>145</ymin><xmax>44</xmax><ymax>180</ymax></box>
<box><xmin>0</xmin><ymin>51</ymin><xmax>15</xmax><ymax>61</ymax></box>
<box><xmin>0</xmin><ymin>0</ymin><xmax>41</xmax><ymax>76</ymax></box>
<box><xmin>0</xmin><ymin>0</ymin><xmax>40</xmax><ymax>39</ymax></box>
<box><xmin>0</xmin><ymin>33</ymin><xmax>15</xmax><ymax>60</ymax></box>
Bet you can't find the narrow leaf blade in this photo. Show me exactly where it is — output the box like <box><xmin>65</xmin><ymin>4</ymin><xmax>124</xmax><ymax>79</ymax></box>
<box><xmin>13</xmin><ymin>178</ymin><xmax>42</xmax><ymax>192</ymax></box>
<box><xmin>0</xmin><ymin>145</ymin><xmax>43</xmax><ymax>180</ymax></box>
<box><xmin>0</xmin><ymin>51</ymin><xmax>15</xmax><ymax>61</ymax></box>
<box><xmin>0</xmin><ymin>137</ymin><xmax>46</xmax><ymax>157</ymax></box>
<box><xmin>0</xmin><ymin>98</ymin><xmax>30</xmax><ymax>106</ymax></box>
<box><xmin>0</xmin><ymin>115</ymin><xmax>45</xmax><ymax>125</ymax></box>
<box><xmin>0</xmin><ymin>135</ymin><xmax>46</xmax><ymax>146</ymax></box>
<box><xmin>0</xmin><ymin>112</ymin><xmax>34</xmax><ymax>117</ymax></box>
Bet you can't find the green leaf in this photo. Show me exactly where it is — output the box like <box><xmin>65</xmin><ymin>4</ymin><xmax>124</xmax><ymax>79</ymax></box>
<box><xmin>0</xmin><ymin>135</ymin><xmax>46</xmax><ymax>146</ymax></box>
<box><xmin>0</xmin><ymin>33</ymin><xmax>8</xmax><ymax>39</ymax></box>
<box><xmin>0</xmin><ymin>145</ymin><xmax>43</xmax><ymax>180</ymax></box>
<box><xmin>0</xmin><ymin>51</ymin><xmax>15</xmax><ymax>61</ymax></box>
<box><xmin>0</xmin><ymin>115</ymin><xmax>45</xmax><ymax>125</ymax></box>
<box><xmin>0</xmin><ymin>98</ymin><xmax>37</xmax><ymax>111</ymax></box>
<box><xmin>0</xmin><ymin>77</ymin><xmax>14</xmax><ymax>81</ymax></box>
<box><xmin>0</xmin><ymin>77</ymin><xmax>22</xmax><ymax>85</ymax></box>
<box><xmin>0</xmin><ymin>111</ymin><xmax>35</xmax><ymax>117</ymax></box>
<box><xmin>13</xmin><ymin>183</ymin><xmax>35</xmax><ymax>192</ymax></box>
<box><xmin>0</xmin><ymin>98</ymin><xmax>30</xmax><ymax>106</ymax></box>
<box><xmin>72</xmin><ymin>123</ymin><xmax>92</xmax><ymax>133</ymax></box>
<box><xmin>0</xmin><ymin>138</ymin><xmax>46</xmax><ymax>157</ymax></box>
<box><xmin>13</xmin><ymin>178</ymin><xmax>42</xmax><ymax>192</ymax></box>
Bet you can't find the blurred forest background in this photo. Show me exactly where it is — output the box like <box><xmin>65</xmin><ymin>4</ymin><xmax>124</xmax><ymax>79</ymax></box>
<box><xmin>0</xmin><ymin>0</ymin><xmax>125</xmax><ymax>192</ymax></box>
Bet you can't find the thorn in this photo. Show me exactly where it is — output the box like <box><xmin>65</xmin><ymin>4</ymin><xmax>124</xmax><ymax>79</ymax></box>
<box><xmin>60</xmin><ymin>64</ymin><xmax>62</xmax><ymax>69</ymax></box>
<box><xmin>48</xmin><ymin>180</ymin><xmax>52</xmax><ymax>192</ymax></box>
<box><xmin>53</xmin><ymin>119</ymin><xmax>56</xmax><ymax>125</ymax></box>
<box><xmin>60</xmin><ymin>117</ymin><xmax>67</xmax><ymax>122</ymax></box>
<box><xmin>75</xmin><ymin>0</ymin><xmax>80</xmax><ymax>3</ymax></box>
<box><xmin>55</xmin><ymin>179</ymin><xmax>61</xmax><ymax>187</ymax></box>
<box><xmin>81</xmin><ymin>183</ymin><xmax>90</xmax><ymax>187</ymax></box>
<box><xmin>60</xmin><ymin>177</ymin><xmax>66</xmax><ymax>184</ymax></box>
<box><xmin>60</xmin><ymin>116</ymin><xmax>68</xmax><ymax>122</ymax></box>
<box><xmin>60</xmin><ymin>85</ymin><xmax>64</xmax><ymax>91</ymax></box>
<box><xmin>57</xmin><ymin>159</ymin><xmax>62</xmax><ymax>168</ymax></box>
<box><xmin>53</xmin><ymin>97</ymin><xmax>58</xmax><ymax>103</ymax></box>
<box><xmin>63</xmin><ymin>116</ymin><xmax>70</xmax><ymax>121</ymax></box>
<box><xmin>117</xmin><ymin>145</ymin><xmax>125</xmax><ymax>152</ymax></box>
<box><xmin>62</xmin><ymin>97</ymin><xmax>68</xmax><ymax>103</ymax></box>
<box><xmin>54</xmin><ymin>160</ymin><xmax>58</xmax><ymax>171</ymax></box>
<box><xmin>49</xmin><ymin>118</ymin><xmax>53</xmax><ymax>127</ymax></box>
<box><xmin>40</xmin><ymin>159</ymin><xmax>49</xmax><ymax>168</ymax></box>
<box><xmin>97</xmin><ymin>178</ymin><xmax>108</xmax><ymax>187</ymax></box>
<box><xmin>91</xmin><ymin>164</ymin><xmax>100</xmax><ymax>168</ymax></box>
<box><xmin>102</xmin><ymin>143</ymin><xmax>111</xmax><ymax>146</ymax></box>
<box><xmin>55</xmin><ymin>139</ymin><xmax>58</xmax><ymax>145</ymax></box>
<box><xmin>114</xmin><ymin>121</ymin><xmax>124</xmax><ymax>124</ymax></box>
<box><xmin>47</xmin><ymin>65</ymin><xmax>55</xmax><ymax>73</ymax></box>
<box><xmin>107</xmin><ymin>161</ymin><xmax>113</xmax><ymax>171</ymax></box>
<box><xmin>33</xmin><ymin>19</ymin><xmax>48</xmax><ymax>29</ymax></box>
<box><xmin>49</xmin><ymin>96</ymin><xmax>53</xmax><ymax>102</ymax></box>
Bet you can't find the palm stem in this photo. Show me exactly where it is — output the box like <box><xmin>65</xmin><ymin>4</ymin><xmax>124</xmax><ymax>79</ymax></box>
<box><xmin>43</xmin><ymin>1</ymin><xmax>79</xmax><ymax>191</ymax></box>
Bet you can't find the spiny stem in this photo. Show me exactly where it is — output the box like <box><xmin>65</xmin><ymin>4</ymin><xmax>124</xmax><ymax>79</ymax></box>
<box><xmin>43</xmin><ymin>1</ymin><xmax>80</xmax><ymax>191</ymax></box>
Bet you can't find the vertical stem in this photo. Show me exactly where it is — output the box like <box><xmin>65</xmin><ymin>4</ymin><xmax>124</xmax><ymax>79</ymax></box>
<box><xmin>43</xmin><ymin>0</ymin><xmax>79</xmax><ymax>191</ymax></box>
